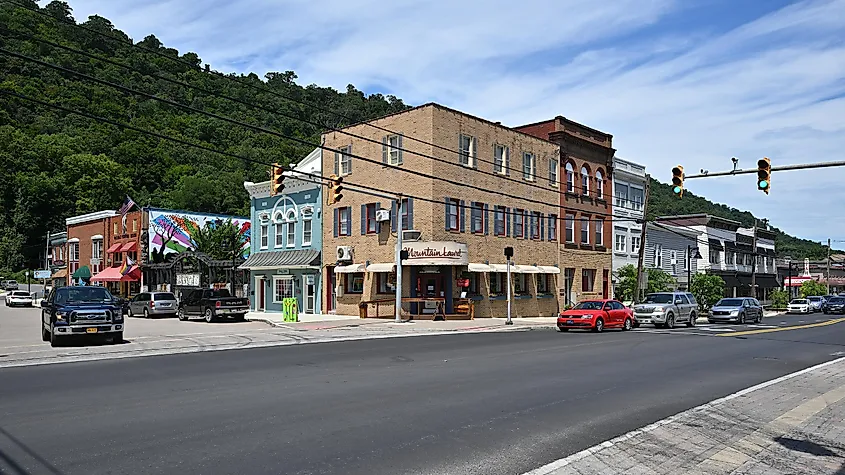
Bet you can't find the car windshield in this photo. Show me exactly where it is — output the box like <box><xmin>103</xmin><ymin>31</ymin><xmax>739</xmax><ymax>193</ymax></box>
<box><xmin>791</xmin><ymin>299</ymin><xmax>808</xmax><ymax>304</ymax></box>
<box><xmin>153</xmin><ymin>293</ymin><xmax>176</xmax><ymax>301</ymax></box>
<box><xmin>573</xmin><ymin>301</ymin><xmax>604</xmax><ymax>310</ymax></box>
<box><xmin>11</xmin><ymin>291</ymin><xmax>29</xmax><ymax>297</ymax></box>
<box><xmin>807</xmin><ymin>297</ymin><xmax>822</xmax><ymax>302</ymax></box>
<box><xmin>643</xmin><ymin>294</ymin><xmax>674</xmax><ymax>304</ymax></box>
<box><xmin>56</xmin><ymin>287</ymin><xmax>114</xmax><ymax>304</ymax></box>
<box><xmin>716</xmin><ymin>299</ymin><xmax>744</xmax><ymax>307</ymax></box>
<box><xmin>828</xmin><ymin>297</ymin><xmax>845</xmax><ymax>304</ymax></box>
<box><xmin>209</xmin><ymin>289</ymin><xmax>232</xmax><ymax>298</ymax></box>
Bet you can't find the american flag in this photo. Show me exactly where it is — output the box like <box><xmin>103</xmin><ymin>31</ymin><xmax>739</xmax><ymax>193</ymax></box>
<box><xmin>118</xmin><ymin>195</ymin><xmax>135</xmax><ymax>215</ymax></box>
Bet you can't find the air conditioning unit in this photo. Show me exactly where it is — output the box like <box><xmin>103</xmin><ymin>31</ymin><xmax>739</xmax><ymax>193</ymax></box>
<box><xmin>375</xmin><ymin>209</ymin><xmax>390</xmax><ymax>222</ymax></box>
<box><xmin>337</xmin><ymin>246</ymin><xmax>353</xmax><ymax>262</ymax></box>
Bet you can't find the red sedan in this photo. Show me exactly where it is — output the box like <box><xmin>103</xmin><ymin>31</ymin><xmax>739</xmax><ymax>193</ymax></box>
<box><xmin>557</xmin><ymin>299</ymin><xmax>635</xmax><ymax>332</ymax></box>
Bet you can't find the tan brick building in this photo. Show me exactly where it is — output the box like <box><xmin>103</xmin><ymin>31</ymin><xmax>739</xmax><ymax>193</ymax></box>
<box><xmin>515</xmin><ymin>116</ymin><xmax>615</xmax><ymax>306</ymax></box>
<box><xmin>322</xmin><ymin>103</ymin><xmax>561</xmax><ymax>318</ymax></box>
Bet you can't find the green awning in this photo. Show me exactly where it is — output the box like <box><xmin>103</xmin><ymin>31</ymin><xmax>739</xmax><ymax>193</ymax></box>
<box><xmin>72</xmin><ymin>265</ymin><xmax>91</xmax><ymax>279</ymax></box>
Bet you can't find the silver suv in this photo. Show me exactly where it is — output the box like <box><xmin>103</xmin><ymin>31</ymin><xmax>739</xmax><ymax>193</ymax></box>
<box><xmin>634</xmin><ymin>292</ymin><xmax>698</xmax><ymax>328</ymax></box>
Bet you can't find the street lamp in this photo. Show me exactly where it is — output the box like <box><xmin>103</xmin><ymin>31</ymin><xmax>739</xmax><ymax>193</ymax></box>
<box><xmin>687</xmin><ymin>245</ymin><xmax>702</xmax><ymax>291</ymax></box>
<box><xmin>785</xmin><ymin>256</ymin><xmax>793</xmax><ymax>300</ymax></box>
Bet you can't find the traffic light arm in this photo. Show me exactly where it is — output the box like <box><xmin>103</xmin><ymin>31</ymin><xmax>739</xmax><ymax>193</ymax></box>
<box><xmin>681</xmin><ymin>159</ymin><xmax>845</xmax><ymax>179</ymax></box>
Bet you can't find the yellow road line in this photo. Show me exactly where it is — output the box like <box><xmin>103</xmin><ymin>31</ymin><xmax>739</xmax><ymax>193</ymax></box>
<box><xmin>718</xmin><ymin>317</ymin><xmax>845</xmax><ymax>336</ymax></box>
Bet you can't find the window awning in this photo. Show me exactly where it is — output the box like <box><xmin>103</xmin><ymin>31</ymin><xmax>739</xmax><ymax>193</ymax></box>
<box><xmin>724</xmin><ymin>241</ymin><xmax>737</xmax><ymax>249</ymax></box>
<box><xmin>488</xmin><ymin>264</ymin><xmax>537</xmax><ymax>273</ymax></box>
<box><xmin>467</xmin><ymin>263</ymin><xmax>493</xmax><ymax>272</ymax></box>
<box><xmin>120</xmin><ymin>241</ymin><xmax>138</xmax><ymax>252</ymax></box>
<box><xmin>51</xmin><ymin>268</ymin><xmax>68</xmax><ymax>279</ymax></box>
<box><xmin>91</xmin><ymin>266</ymin><xmax>141</xmax><ymax>282</ymax></box>
<box><xmin>719</xmin><ymin>274</ymin><xmax>741</xmax><ymax>288</ymax></box>
<box><xmin>367</xmin><ymin>263</ymin><xmax>395</xmax><ymax>273</ymax></box>
<box><xmin>708</xmin><ymin>238</ymin><xmax>724</xmax><ymax>250</ymax></box>
<box><xmin>538</xmin><ymin>266</ymin><xmax>561</xmax><ymax>274</ymax></box>
<box><xmin>72</xmin><ymin>265</ymin><xmax>91</xmax><ymax>279</ymax></box>
<box><xmin>106</xmin><ymin>243</ymin><xmax>122</xmax><ymax>254</ymax></box>
<box><xmin>239</xmin><ymin>249</ymin><xmax>321</xmax><ymax>270</ymax></box>
<box><xmin>514</xmin><ymin>265</ymin><xmax>541</xmax><ymax>273</ymax></box>
<box><xmin>335</xmin><ymin>263</ymin><xmax>366</xmax><ymax>273</ymax></box>
<box><xmin>756</xmin><ymin>274</ymin><xmax>780</xmax><ymax>288</ymax></box>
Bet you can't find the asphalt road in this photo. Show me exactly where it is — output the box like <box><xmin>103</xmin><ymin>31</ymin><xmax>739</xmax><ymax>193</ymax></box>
<box><xmin>1</xmin><ymin>319</ymin><xmax>844</xmax><ymax>475</ymax></box>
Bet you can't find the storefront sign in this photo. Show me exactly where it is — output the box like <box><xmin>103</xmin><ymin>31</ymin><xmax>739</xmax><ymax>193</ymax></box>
<box><xmin>176</xmin><ymin>273</ymin><xmax>200</xmax><ymax>287</ymax></box>
<box><xmin>400</xmin><ymin>241</ymin><xmax>468</xmax><ymax>266</ymax></box>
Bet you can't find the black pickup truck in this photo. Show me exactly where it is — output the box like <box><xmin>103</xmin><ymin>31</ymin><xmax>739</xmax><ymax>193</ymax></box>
<box><xmin>177</xmin><ymin>288</ymin><xmax>249</xmax><ymax>323</ymax></box>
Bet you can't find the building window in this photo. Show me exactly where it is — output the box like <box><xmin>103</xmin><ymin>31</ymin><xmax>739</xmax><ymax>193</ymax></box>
<box><xmin>595</xmin><ymin>218</ymin><xmax>604</xmax><ymax>247</ymax></box>
<box><xmin>338</xmin><ymin>207</ymin><xmax>352</xmax><ymax>236</ymax></box>
<box><xmin>549</xmin><ymin>159</ymin><xmax>558</xmax><ymax>186</ymax></box>
<box><xmin>580</xmin><ymin>217</ymin><xmax>590</xmax><ymax>244</ymax></box>
<box><xmin>514</xmin><ymin>273</ymin><xmax>528</xmax><ymax>296</ymax></box>
<box><xmin>615</xmin><ymin>183</ymin><xmax>629</xmax><ymax>208</ymax></box>
<box><xmin>631</xmin><ymin>187</ymin><xmax>644</xmax><ymax>210</ymax></box>
<box><xmin>684</xmin><ymin>249</ymin><xmax>690</xmax><ymax>270</ymax></box>
<box><xmin>490</xmin><ymin>272</ymin><xmax>506</xmax><ymax>295</ymax></box>
<box><xmin>494</xmin><ymin>144</ymin><xmax>509</xmax><ymax>175</ymax></box>
<box><xmin>399</xmin><ymin>198</ymin><xmax>410</xmax><ymax>230</ymax></box>
<box><xmin>494</xmin><ymin>206</ymin><xmax>506</xmax><ymax>236</ymax></box>
<box><xmin>471</xmin><ymin>202</ymin><xmax>485</xmax><ymax>234</ymax></box>
<box><xmin>582</xmin><ymin>269</ymin><xmax>596</xmax><ymax>292</ymax></box>
<box><xmin>581</xmin><ymin>166</ymin><xmax>590</xmax><ymax>196</ymax></box>
<box><xmin>465</xmin><ymin>273</ymin><xmax>481</xmax><ymax>296</ymax></box>
<box><xmin>447</xmin><ymin>198</ymin><xmax>460</xmax><ymax>231</ymax></box>
<box><xmin>274</xmin><ymin>221</ymin><xmax>284</xmax><ymax>248</ymax></box>
<box><xmin>113</xmin><ymin>222</ymin><xmax>118</xmax><ymax>236</ymax></box>
<box><xmin>710</xmin><ymin>249</ymin><xmax>720</xmax><ymax>264</ymax></box>
<box><xmin>565</xmin><ymin>163</ymin><xmax>575</xmax><ymax>193</ymax></box>
<box><xmin>387</xmin><ymin>135</ymin><xmax>401</xmax><ymax>165</ymax></box>
<box><xmin>336</xmin><ymin>145</ymin><xmax>352</xmax><ymax>175</ymax></box>
<box><xmin>595</xmin><ymin>170</ymin><xmax>604</xmax><ymax>199</ymax></box>
<box><xmin>564</xmin><ymin>268</ymin><xmax>575</xmax><ymax>305</ymax></box>
<box><xmin>260</xmin><ymin>225</ymin><xmax>269</xmax><ymax>249</ymax></box>
<box><xmin>522</xmin><ymin>152</ymin><xmax>535</xmax><ymax>181</ymax></box>
<box><xmin>615</xmin><ymin>234</ymin><xmax>626</xmax><ymax>252</ymax></box>
<box><xmin>726</xmin><ymin>251</ymin><xmax>734</xmax><ymax>265</ymax></box>
<box><xmin>655</xmin><ymin>244</ymin><xmax>663</xmax><ymax>267</ymax></box>
<box><xmin>132</xmin><ymin>219</ymin><xmax>137</xmax><ymax>233</ymax></box>
<box><xmin>377</xmin><ymin>272</ymin><xmax>396</xmax><ymax>294</ymax></box>
<box><xmin>459</xmin><ymin>134</ymin><xmax>476</xmax><ymax>168</ymax></box>
<box><xmin>565</xmin><ymin>214</ymin><xmax>575</xmax><ymax>243</ymax></box>
<box><xmin>302</xmin><ymin>211</ymin><xmax>313</xmax><ymax>246</ymax></box>
<box><xmin>286</xmin><ymin>221</ymin><xmax>296</xmax><ymax>248</ymax></box>
<box><xmin>671</xmin><ymin>250</ymin><xmax>677</xmax><ymax>274</ymax></box>
<box><xmin>514</xmin><ymin>209</ymin><xmax>525</xmax><ymax>238</ymax></box>
<box><xmin>531</xmin><ymin>211</ymin><xmax>541</xmax><ymax>240</ymax></box>
<box><xmin>548</xmin><ymin>214</ymin><xmax>557</xmax><ymax>241</ymax></box>
<box><xmin>365</xmin><ymin>203</ymin><xmax>378</xmax><ymax>234</ymax></box>
<box><xmin>537</xmin><ymin>274</ymin><xmax>552</xmax><ymax>294</ymax></box>
<box><xmin>345</xmin><ymin>273</ymin><xmax>364</xmax><ymax>294</ymax></box>
<box><xmin>631</xmin><ymin>236</ymin><xmax>641</xmax><ymax>254</ymax></box>
<box><xmin>273</xmin><ymin>276</ymin><xmax>294</xmax><ymax>303</ymax></box>
<box><xmin>92</xmin><ymin>239</ymin><xmax>102</xmax><ymax>260</ymax></box>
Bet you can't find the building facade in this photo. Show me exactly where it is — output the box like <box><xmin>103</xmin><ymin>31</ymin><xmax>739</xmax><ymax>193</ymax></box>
<box><xmin>610</xmin><ymin>156</ymin><xmax>646</xmax><ymax>297</ymax></box>
<box><xmin>93</xmin><ymin>210</ymin><xmax>143</xmax><ymax>296</ymax></box>
<box><xmin>47</xmin><ymin>231</ymin><xmax>68</xmax><ymax>288</ymax></box>
<box><xmin>322</xmin><ymin>103</ymin><xmax>561</xmax><ymax>318</ymax></box>
<box><xmin>780</xmin><ymin>255</ymin><xmax>845</xmax><ymax>297</ymax></box>
<box><xmin>514</xmin><ymin>116</ymin><xmax>615</xmax><ymax>306</ymax></box>
<box><xmin>241</xmin><ymin>148</ymin><xmax>323</xmax><ymax>315</ymax></box>
<box><xmin>65</xmin><ymin>210</ymin><xmax>116</xmax><ymax>286</ymax></box>
<box><xmin>644</xmin><ymin>223</ymin><xmax>700</xmax><ymax>290</ymax></box>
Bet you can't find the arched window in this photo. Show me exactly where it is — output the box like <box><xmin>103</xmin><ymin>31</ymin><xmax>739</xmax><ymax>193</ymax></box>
<box><xmin>285</xmin><ymin>210</ymin><xmax>297</xmax><ymax>248</ymax></box>
<box><xmin>273</xmin><ymin>212</ymin><xmax>285</xmax><ymax>247</ymax></box>
<box><xmin>595</xmin><ymin>170</ymin><xmax>604</xmax><ymax>199</ymax></box>
<box><xmin>565</xmin><ymin>163</ymin><xmax>574</xmax><ymax>193</ymax></box>
<box><xmin>581</xmin><ymin>166</ymin><xmax>589</xmax><ymax>196</ymax></box>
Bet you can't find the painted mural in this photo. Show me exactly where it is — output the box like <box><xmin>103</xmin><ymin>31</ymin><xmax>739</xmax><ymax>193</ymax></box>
<box><xmin>148</xmin><ymin>209</ymin><xmax>251</xmax><ymax>262</ymax></box>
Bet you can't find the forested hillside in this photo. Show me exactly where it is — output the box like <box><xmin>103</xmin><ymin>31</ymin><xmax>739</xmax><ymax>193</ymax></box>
<box><xmin>0</xmin><ymin>0</ymin><xmax>408</xmax><ymax>271</ymax></box>
<box><xmin>0</xmin><ymin>1</ymin><xmax>831</xmax><ymax>273</ymax></box>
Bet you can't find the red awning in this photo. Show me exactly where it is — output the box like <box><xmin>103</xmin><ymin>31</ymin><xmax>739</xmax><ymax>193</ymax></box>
<box><xmin>91</xmin><ymin>265</ymin><xmax>141</xmax><ymax>282</ymax></box>
<box><xmin>120</xmin><ymin>241</ymin><xmax>138</xmax><ymax>252</ymax></box>
<box><xmin>106</xmin><ymin>243</ymin><xmax>122</xmax><ymax>253</ymax></box>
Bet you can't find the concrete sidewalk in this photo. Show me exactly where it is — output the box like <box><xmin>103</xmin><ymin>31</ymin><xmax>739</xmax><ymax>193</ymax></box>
<box><xmin>526</xmin><ymin>356</ymin><xmax>845</xmax><ymax>475</ymax></box>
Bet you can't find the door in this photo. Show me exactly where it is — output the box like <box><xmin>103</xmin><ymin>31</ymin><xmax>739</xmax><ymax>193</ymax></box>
<box><xmin>602</xmin><ymin>270</ymin><xmax>609</xmax><ymax>299</ymax></box>
<box><xmin>602</xmin><ymin>302</ymin><xmax>617</xmax><ymax>326</ymax></box>
<box><xmin>304</xmin><ymin>275</ymin><xmax>316</xmax><ymax>314</ymax></box>
<box><xmin>421</xmin><ymin>273</ymin><xmax>442</xmax><ymax>314</ymax></box>
<box><xmin>326</xmin><ymin>266</ymin><xmax>336</xmax><ymax>313</ymax></box>
<box><xmin>257</xmin><ymin>278</ymin><xmax>266</xmax><ymax>311</ymax></box>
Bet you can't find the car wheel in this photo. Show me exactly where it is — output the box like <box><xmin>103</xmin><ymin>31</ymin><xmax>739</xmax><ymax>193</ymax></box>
<box><xmin>204</xmin><ymin>308</ymin><xmax>215</xmax><ymax>323</ymax></box>
<box><xmin>593</xmin><ymin>318</ymin><xmax>604</xmax><ymax>333</ymax></box>
<box><xmin>557</xmin><ymin>327</ymin><xmax>569</xmax><ymax>332</ymax></box>
<box><xmin>143</xmin><ymin>308</ymin><xmax>150</xmax><ymax>319</ymax></box>
<box><xmin>177</xmin><ymin>308</ymin><xmax>187</xmax><ymax>321</ymax></box>
<box><xmin>738</xmin><ymin>313</ymin><xmax>746</xmax><ymax>324</ymax></box>
<box><xmin>756</xmin><ymin>313</ymin><xmax>762</xmax><ymax>323</ymax></box>
<box><xmin>112</xmin><ymin>331</ymin><xmax>123</xmax><ymax>344</ymax></box>
<box><xmin>623</xmin><ymin>318</ymin><xmax>633</xmax><ymax>331</ymax></box>
<box><xmin>686</xmin><ymin>313</ymin><xmax>697</xmax><ymax>327</ymax></box>
<box><xmin>127</xmin><ymin>307</ymin><xmax>133</xmax><ymax>318</ymax></box>
<box><xmin>666</xmin><ymin>313</ymin><xmax>675</xmax><ymax>329</ymax></box>
<box><xmin>41</xmin><ymin>326</ymin><xmax>50</xmax><ymax>342</ymax></box>
<box><xmin>49</xmin><ymin>326</ymin><xmax>59</xmax><ymax>347</ymax></box>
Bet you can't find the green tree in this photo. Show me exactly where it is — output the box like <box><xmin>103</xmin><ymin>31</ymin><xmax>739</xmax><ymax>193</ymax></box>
<box><xmin>690</xmin><ymin>274</ymin><xmax>726</xmax><ymax>313</ymax></box>
<box><xmin>190</xmin><ymin>219</ymin><xmax>246</xmax><ymax>261</ymax></box>
<box><xmin>770</xmin><ymin>289</ymin><xmax>789</xmax><ymax>309</ymax></box>
<box><xmin>613</xmin><ymin>264</ymin><xmax>675</xmax><ymax>301</ymax></box>
<box><xmin>799</xmin><ymin>280</ymin><xmax>827</xmax><ymax>298</ymax></box>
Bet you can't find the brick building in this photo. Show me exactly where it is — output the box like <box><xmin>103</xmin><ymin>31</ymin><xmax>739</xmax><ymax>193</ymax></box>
<box><xmin>65</xmin><ymin>210</ymin><xmax>116</xmax><ymax>285</ymax></box>
<box><xmin>322</xmin><ymin>103</ymin><xmax>561</xmax><ymax>318</ymax></box>
<box><xmin>514</xmin><ymin>116</ymin><xmax>616</xmax><ymax>306</ymax></box>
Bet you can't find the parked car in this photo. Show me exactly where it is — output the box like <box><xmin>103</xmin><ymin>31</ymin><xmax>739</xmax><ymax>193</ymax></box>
<box><xmin>2</xmin><ymin>280</ymin><xmax>19</xmax><ymax>291</ymax></box>
<box><xmin>787</xmin><ymin>299</ymin><xmax>812</xmax><ymax>314</ymax></box>
<box><xmin>127</xmin><ymin>291</ymin><xmax>178</xmax><ymax>318</ymax></box>
<box><xmin>822</xmin><ymin>296</ymin><xmax>845</xmax><ymax>315</ymax></box>
<box><xmin>633</xmin><ymin>292</ymin><xmax>698</xmax><ymax>328</ymax></box>
<box><xmin>557</xmin><ymin>299</ymin><xmax>634</xmax><ymax>333</ymax></box>
<box><xmin>806</xmin><ymin>296</ymin><xmax>824</xmax><ymax>312</ymax></box>
<box><xmin>40</xmin><ymin>286</ymin><xmax>125</xmax><ymax>347</ymax></box>
<box><xmin>177</xmin><ymin>288</ymin><xmax>249</xmax><ymax>323</ymax></box>
<box><xmin>5</xmin><ymin>291</ymin><xmax>33</xmax><ymax>307</ymax></box>
<box><xmin>708</xmin><ymin>298</ymin><xmax>763</xmax><ymax>324</ymax></box>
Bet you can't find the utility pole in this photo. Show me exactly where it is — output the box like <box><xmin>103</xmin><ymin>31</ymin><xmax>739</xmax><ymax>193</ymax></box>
<box><xmin>751</xmin><ymin>219</ymin><xmax>758</xmax><ymax>300</ymax></box>
<box><xmin>827</xmin><ymin>238</ymin><xmax>831</xmax><ymax>295</ymax></box>
<box><xmin>394</xmin><ymin>196</ymin><xmax>403</xmax><ymax>323</ymax></box>
<box><xmin>45</xmin><ymin>230</ymin><xmax>50</xmax><ymax>298</ymax></box>
<box><xmin>634</xmin><ymin>174</ymin><xmax>651</xmax><ymax>303</ymax></box>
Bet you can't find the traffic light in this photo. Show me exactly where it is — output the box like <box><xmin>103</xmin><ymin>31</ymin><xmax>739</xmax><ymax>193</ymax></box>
<box><xmin>270</xmin><ymin>163</ymin><xmax>285</xmax><ymax>195</ymax></box>
<box><xmin>671</xmin><ymin>165</ymin><xmax>684</xmax><ymax>198</ymax></box>
<box><xmin>327</xmin><ymin>174</ymin><xmax>343</xmax><ymax>205</ymax></box>
<box><xmin>757</xmin><ymin>157</ymin><xmax>771</xmax><ymax>194</ymax></box>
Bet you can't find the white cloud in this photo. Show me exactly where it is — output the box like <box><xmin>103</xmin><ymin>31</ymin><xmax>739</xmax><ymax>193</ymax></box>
<box><xmin>54</xmin><ymin>0</ymin><xmax>845</xmax><ymax>248</ymax></box>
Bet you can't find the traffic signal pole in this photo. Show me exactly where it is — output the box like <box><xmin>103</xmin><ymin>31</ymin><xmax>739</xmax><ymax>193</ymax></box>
<box><xmin>682</xmin><ymin>159</ymin><xmax>845</xmax><ymax>179</ymax></box>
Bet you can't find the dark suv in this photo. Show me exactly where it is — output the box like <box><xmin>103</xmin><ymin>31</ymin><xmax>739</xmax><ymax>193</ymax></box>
<box><xmin>823</xmin><ymin>297</ymin><xmax>845</xmax><ymax>315</ymax></box>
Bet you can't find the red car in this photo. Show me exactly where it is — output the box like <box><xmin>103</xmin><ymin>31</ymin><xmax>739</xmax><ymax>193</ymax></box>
<box><xmin>557</xmin><ymin>299</ymin><xmax>636</xmax><ymax>332</ymax></box>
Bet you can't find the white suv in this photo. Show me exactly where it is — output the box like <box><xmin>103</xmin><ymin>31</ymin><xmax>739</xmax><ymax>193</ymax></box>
<box><xmin>634</xmin><ymin>292</ymin><xmax>699</xmax><ymax>328</ymax></box>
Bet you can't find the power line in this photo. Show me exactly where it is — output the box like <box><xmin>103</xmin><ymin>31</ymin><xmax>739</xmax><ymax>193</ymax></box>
<box><xmin>0</xmin><ymin>46</ymin><xmax>633</xmax><ymax>223</ymax></box>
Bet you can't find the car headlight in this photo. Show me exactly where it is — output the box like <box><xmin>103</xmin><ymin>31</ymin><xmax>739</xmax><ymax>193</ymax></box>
<box><xmin>729</xmin><ymin>310</ymin><xmax>739</xmax><ymax>315</ymax></box>
<box><xmin>581</xmin><ymin>315</ymin><xmax>592</xmax><ymax>319</ymax></box>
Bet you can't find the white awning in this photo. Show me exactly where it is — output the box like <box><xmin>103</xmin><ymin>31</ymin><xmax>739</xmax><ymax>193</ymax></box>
<box><xmin>367</xmin><ymin>263</ymin><xmax>395</xmax><ymax>273</ymax></box>
<box><xmin>538</xmin><ymin>266</ymin><xmax>561</xmax><ymax>274</ymax></box>
<box><xmin>467</xmin><ymin>263</ymin><xmax>493</xmax><ymax>272</ymax></box>
<box><xmin>334</xmin><ymin>263</ymin><xmax>366</xmax><ymax>273</ymax></box>
<box><xmin>515</xmin><ymin>265</ymin><xmax>541</xmax><ymax>273</ymax></box>
<box><xmin>488</xmin><ymin>264</ymin><xmax>511</xmax><ymax>273</ymax></box>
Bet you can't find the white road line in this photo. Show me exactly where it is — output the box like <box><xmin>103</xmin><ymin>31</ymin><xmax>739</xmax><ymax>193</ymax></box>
<box><xmin>521</xmin><ymin>356</ymin><xmax>845</xmax><ymax>475</ymax></box>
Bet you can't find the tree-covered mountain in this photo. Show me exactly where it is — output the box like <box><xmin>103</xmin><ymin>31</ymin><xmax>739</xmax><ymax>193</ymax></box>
<box><xmin>0</xmin><ymin>0</ymin><xmax>831</xmax><ymax>273</ymax></box>
<box><xmin>0</xmin><ymin>0</ymin><xmax>409</xmax><ymax>271</ymax></box>
<box><xmin>647</xmin><ymin>177</ymin><xmax>832</xmax><ymax>260</ymax></box>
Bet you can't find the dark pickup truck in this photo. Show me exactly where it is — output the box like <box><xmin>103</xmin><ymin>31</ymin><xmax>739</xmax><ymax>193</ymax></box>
<box><xmin>41</xmin><ymin>286</ymin><xmax>125</xmax><ymax>347</ymax></box>
<box><xmin>177</xmin><ymin>288</ymin><xmax>249</xmax><ymax>323</ymax></box>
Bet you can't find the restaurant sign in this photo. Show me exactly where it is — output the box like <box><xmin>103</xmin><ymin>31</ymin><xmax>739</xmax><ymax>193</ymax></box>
<box><xmin>400</xmin><ymin>241</ymin><xmax>468</xmax><ymax>266</ymax></box>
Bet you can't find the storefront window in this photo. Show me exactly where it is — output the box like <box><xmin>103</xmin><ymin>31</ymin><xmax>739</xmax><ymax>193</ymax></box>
<box><xmin>513</xmin><ymin>274</ymin><xmax>529</xmax><ymax>295</ymax></box>
<box><xmin>538</xmin><ymin>274</ymin><xmax>553</xmax><ymax>294</ymax></box>
<box><xmin>489</xmin><ymin>273</ymin><xmax>506</xmax><ymax>296</ymax></box>
<box><xmin>377</xmin><ymin>272</ymin><xmax>396</xmax><ymax>294</ymax></box>
<box><xmin>273</xmin><ymin>277</ymin><xmax>294</xmax><ymax>302</ymax></box>
<box><xmin>462</xmin><ymin>273</ymin><xmax>480</xmax><ymax>296</ymax></box>
<box><xmin>346</xmin><ymin>273</ymin><xmax>364</xmax><ymax>294</ymax></box>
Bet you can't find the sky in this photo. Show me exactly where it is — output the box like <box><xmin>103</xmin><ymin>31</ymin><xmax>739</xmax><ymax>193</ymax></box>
<box><xmin>51</xmin><ymin>0</ymin><xmax>845</xmax><ymax>249</ymax></box>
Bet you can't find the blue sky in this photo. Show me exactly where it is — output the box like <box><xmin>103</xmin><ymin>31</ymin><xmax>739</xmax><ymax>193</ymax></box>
<box><xmin>54</xmin><ymin>0</ymin><xmax>845</xmax><ymax>249</ymax></box>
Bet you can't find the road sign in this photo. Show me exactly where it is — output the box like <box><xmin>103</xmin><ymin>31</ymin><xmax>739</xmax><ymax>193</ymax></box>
<box><xmin>34</xmin><ymin>270</ymin><xmax>51</xmax><ymax>279</ymax></box>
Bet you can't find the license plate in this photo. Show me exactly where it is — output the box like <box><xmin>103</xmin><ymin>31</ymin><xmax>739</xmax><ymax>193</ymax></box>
<box><xmin>86</xmin><ymin>328</ymin><xmax>98</xmax><ymax>333</ymax></box>
<box><xmin>567</xmin><ymin>320</ymin><xmax>574</xmax><ymax>324</ymax></box>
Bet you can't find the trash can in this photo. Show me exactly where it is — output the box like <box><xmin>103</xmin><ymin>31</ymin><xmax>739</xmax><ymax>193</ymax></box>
<box><xmin>358</xmin><ymin>301</ymin><xmax>368</xmax><ymax>319</ymax></box>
